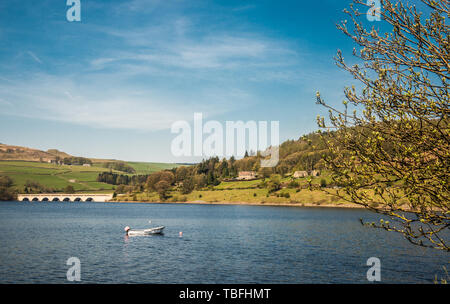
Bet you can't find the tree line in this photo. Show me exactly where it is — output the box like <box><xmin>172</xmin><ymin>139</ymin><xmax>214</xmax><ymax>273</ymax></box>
<box><xmin>0</xmin><ymin>176</ymin><xmax>17</xmax><ymax>201</ymax></box>
<box><xmin>101</xmin><ymin>161</ymin><xmax>136</xmax><ymax>173</ymax></box>
<box><xmin>96</xmin><ymin>172</ymin><xmax>148</xmax><ymax>186</ymax></box>
<box><xmin>62</xmin><ymin>157</ymin><xmax>92</xmax><ymax>166</ymax></box>
<box><xmin>96</xmin><ymin>135</ymin><xmax>333</xmax><ymax>201</ymax></box>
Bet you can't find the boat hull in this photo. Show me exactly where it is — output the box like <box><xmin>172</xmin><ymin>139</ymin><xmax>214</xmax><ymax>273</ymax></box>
<box><xmin>144</xmin><ymin>226</ymin><xmax>165</xmax><ymax>234</ymax></box>
<box><xmin>127</xmin><ymin>226</ymin><xmax>165</xmax><ymax>236</ymax></box>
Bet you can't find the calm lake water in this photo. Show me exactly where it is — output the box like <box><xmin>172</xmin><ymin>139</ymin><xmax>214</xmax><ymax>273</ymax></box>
<box><xmin>0</xmin><ymin>201</ymin><xmax>448</xmax><ymax>284</ymax></box>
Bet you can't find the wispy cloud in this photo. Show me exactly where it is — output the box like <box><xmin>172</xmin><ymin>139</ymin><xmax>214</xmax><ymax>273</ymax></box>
<box><xmin>114</xmin><ymin>0</ymin><xmax>163</xmax><ymax>13</ymax></box>
<box><xmin>232</xmin><ymin>4</ymin><xmax>257</xmax><ymax>12</ymax></box>
<box><xmin>26</xmin><ymin>51</ymin><xmax>42</xmax><ymax>64</ymax></box>
<box><xmin>0</xmin><ymin>1</ymin><xmax>306</xmax><ymax>132</ymax></box>
<box><xmin>0</xmin><ymin>74</ymin><xmax>252</xmax><ymax>130</ymax></box>
<box><xmin>91</xmin><ymin>35</ymin><xmax>294</xmax><ymax>70</ymax></box>
<box><xmin>87</xmin><ymin>16</ymin><xmax>300</xmax><ymax>82</ymax></box>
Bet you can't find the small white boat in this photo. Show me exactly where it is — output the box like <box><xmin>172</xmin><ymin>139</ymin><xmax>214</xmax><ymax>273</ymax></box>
<box><xmin>124</xmin><ymin>221</ymin><xmax>165</xmax><ymax>236</ymax></box>
<box><xmin>143</xmin><ymin>226</ymin><xmax>165</xmax><ymax>234</ymax></box>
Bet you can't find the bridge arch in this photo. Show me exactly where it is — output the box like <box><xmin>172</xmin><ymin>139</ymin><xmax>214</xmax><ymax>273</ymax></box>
<box><xmin>18</xmin><ymin>193</ymin><xmax>112</xmax><ymax>203</ymax></box>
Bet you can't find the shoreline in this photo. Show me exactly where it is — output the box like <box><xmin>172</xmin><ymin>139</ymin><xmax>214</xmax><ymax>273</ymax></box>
<box><xmin>109</xmin><ymin>199</ymin><xmax>365</xmax><ymax>209</ymax></box>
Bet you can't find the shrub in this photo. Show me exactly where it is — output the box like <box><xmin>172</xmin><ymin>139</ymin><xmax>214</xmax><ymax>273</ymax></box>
<box><xmin>370</xmin><ymin>202</ymin><xmax>380</xmax><ymax>208</ymax></box>
<box><xmin>181</xmin><ymin>177</ymin><xmax>195</xmax><ymax>194</ymax></box>
<box><xmin>267</xmin><ymin>174</ymin><xmax>281</xmax><ymax>193</ymax></box>
<box><xmin>0</xmin><ymin>176</ymin><xmax>17</xmax><ymax>201</ymax></box>
<box><xmin>288</xmin><ymin>180</ymin><xmax>299</xmax><ymax>188</ymax></box>
<box><xmin>258</xmin><ymin>180</ymin><xmax>267</xmax><ymax>188</ymax></box>
<box><xmin>64</xmin><ymin>185</ymin><xmax>75</xmax><ymax>194</ymax></box>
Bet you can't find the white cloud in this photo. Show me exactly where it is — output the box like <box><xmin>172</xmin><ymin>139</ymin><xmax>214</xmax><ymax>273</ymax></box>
<box><xmin>0</xmin><ymin>75</ymin><xmax>251</xmax><ymax>131</ymax></box>
<box><xmin>87</xmin><ymin>34</ymin><xmax>299</xmax><ymax>84</ymax></box>
<box><xmin>90</xmin><ymin>16</ymin><xmax>298</xmax><ymax>72</ymax></box>
<box><xmin>0</xmin><ymin>7</ymin><xmax>304</xmax><ymax>131</ymax></box>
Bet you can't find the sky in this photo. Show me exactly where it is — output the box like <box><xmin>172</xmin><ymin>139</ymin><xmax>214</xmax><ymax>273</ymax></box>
<box><xmin>0</xmin><ymin>0</ymin><xmax>378</xmax><ymax>163</ymax></box>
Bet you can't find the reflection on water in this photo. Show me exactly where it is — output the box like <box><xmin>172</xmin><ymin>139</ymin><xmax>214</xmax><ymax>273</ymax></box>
<box><xmin>0</xmin><ymin>201</ymin><xmax>448</xmax><ymax>283</ymax></box>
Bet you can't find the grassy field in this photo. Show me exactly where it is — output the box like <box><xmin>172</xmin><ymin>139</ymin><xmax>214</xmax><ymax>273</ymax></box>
<box><xmin>126</xmin><ymin>161</ymin><xmax>179</xmax><ymax>174</ymax></box>
<box><xmin>115</xmin><ymin>186</ymin><xmax>350</xmax><ymax>207</ymax></box>
<box><xmin>0</xmin><ymin>161</ymin><xmax>116</xmax><ymax>193</ymax></box>
<box><xmin>213</xmin><ymin>179</ymin><xmax>261</xmax><ymax>190</ymax></box>
<box><xmin>211</xmin><ymin>174</ymin><xmax>334</xmax><ymax>190</ymax></box>
<box><xmin>0</xmin><ymin>160</ymin><xmax>181</xmax><ymax>194</ymax></box>
<box><xmin>91</xmin><ymin>161</ymin><xmax>179</xmax><ymax>175</ymax></box>
<box><xmin>0</xmin><ymin>160</ymin><xmax>354</xmax><ymax>206</ymax></box>
<box><xmin>113</xmin><ymin>173</ymin><xmax>357</xmax><ymax>207</ymax></box>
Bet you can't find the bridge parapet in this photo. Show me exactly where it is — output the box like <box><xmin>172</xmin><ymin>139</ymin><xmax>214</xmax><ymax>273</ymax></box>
<box><xmin>17</xmin><ymin>194</ymin><xmax>114</xmax><ymax>202</ymax></box>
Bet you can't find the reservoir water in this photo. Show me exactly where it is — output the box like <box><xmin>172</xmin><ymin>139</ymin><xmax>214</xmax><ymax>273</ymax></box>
<box><xmin>0</xmin><ymin>201</ymin><xmax>448</xmax><ymax>283</ymax></box>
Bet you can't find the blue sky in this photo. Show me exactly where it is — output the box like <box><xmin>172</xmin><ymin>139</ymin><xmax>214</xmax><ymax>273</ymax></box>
<box><xmin>0</xmin><ymin>0</ymin><xmax>367</xmax><ymax>162</ymax></box>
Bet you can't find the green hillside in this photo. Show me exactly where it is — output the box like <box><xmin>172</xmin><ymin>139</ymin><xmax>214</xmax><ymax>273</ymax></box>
<box><xmin>126</xmin><ymin>161</ymin><xmax>179</xmax><ymax>175</ymax></box>
<box><xmin>0</xmin><ymin>161</ymin><xmax>116</xmax><ymax>193</ymax></box>
<box><xmin>0</xmin><ymin>159</ymin><xmax>180</xmax><ymax>194</ymax></box>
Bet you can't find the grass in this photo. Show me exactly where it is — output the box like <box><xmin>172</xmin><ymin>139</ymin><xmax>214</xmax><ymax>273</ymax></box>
<box><xmin>212</xmin><ymin>173</ymin><xmax>334</xmax><ymax>190</ymax></box>
<box><xmin>181</xmin><ymin>188</ymin><xmax>347</xmax><ymax>205</ymax></box>
<box><xmin>112</xmin><ymin>170</ymin><xmax>366</xmax><ymax>207</ymax></box>
<box><xmin>0</xmin><ymin>160</ymin><xmax>181</xmax><ymax>194</ymax></box>
<box><xmin>114</xmin><ymin>178</ymin><xmax>351</xmax><ymax>207</ymax></box>
<box><xmin>115</xmin><ymin>188</ymin><xmax>350</xmax><ymax>206</ymax></box>
<box><xmin>0</xmin><ymin>161</ymin><xmax>356</xmax><ymax>206</ymax></box>
<box><xmin>213</xmin><ymin>179</ymin><xmax>261</xmax><ymax>190</ymax></box>
<box><xmin>0</xmin><ymin>160</ymin><xmax>116</xmax><ymax>192</ymax></box>
<box><xmin>125</xmin><ymin>161</ymin><xmax>179</xmax><ymax>175</ymax></box>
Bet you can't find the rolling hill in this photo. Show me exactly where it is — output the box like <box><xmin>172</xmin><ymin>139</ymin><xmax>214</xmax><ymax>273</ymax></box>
<box><xmin>0</xmin><ymin>144</ymin><xmax>61</xmax><ymax>162</ymax></box>
<box><xmin>0</xmin><ymin>143</ymin><xmax>179</xmax><ymax>193</ymax></box>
